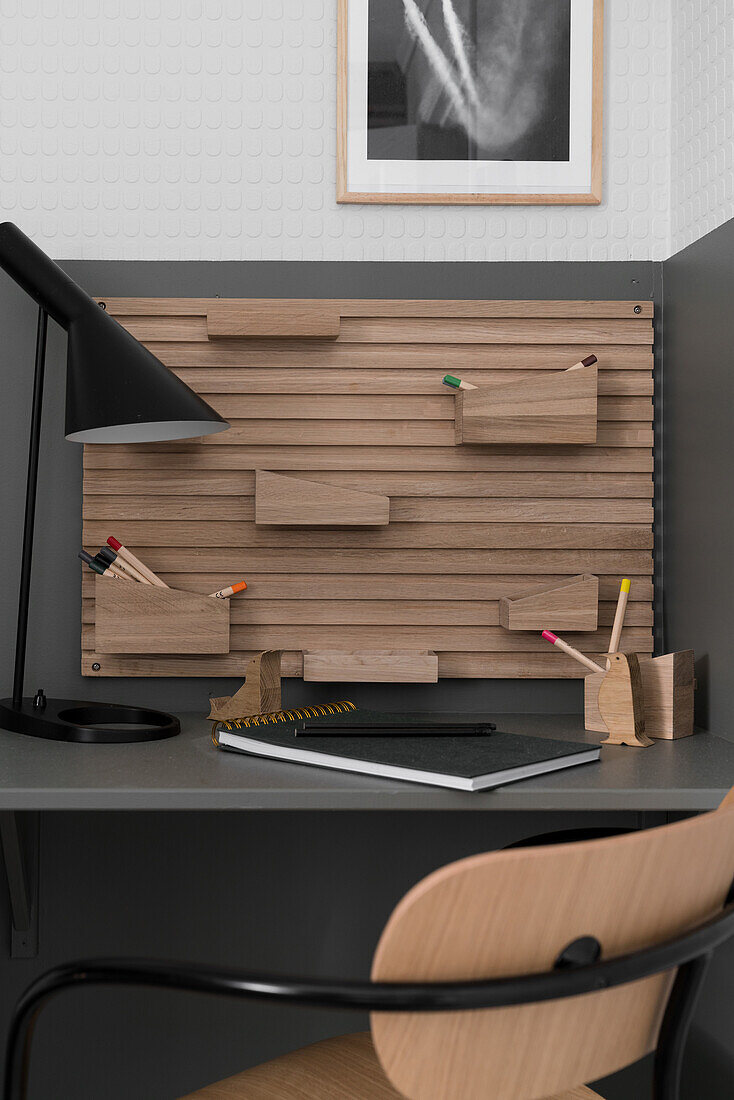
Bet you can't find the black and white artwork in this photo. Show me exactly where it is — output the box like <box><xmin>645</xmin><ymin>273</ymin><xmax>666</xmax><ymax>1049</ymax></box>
<box><xmin>339</xmin><ymin>0</ymin><xmax>601</xmax><ymax>203</ymax></box>
<box><xmin>367</xmin><ymin>0</ymin><xmax>571</xmax><ymax>162</ymax></box>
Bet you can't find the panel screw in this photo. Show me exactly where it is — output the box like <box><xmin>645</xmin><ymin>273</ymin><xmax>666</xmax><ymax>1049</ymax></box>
<box><xmin>633</xmin><ymin>305</ymin><xmax>642</xmax><ymax>314</ymax></box>
<box><xmin>98</xmin><ymin>301</ymin><xmax>107</xmax><ymax>310</ymax></box>
<box><xmin>92</xmin><ymin>662</ymin><xmax>101</xmax><ymax>671</ymax></box>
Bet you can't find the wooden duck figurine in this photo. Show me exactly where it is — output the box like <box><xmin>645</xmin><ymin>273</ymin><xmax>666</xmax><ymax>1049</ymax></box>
<box><xmin>598</xmin><ymin>652</ymin><xmax>654</xmax><ymax>748</ymax></box>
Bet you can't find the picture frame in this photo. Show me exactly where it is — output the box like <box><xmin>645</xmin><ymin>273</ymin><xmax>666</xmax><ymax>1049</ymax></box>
<box><xmin>337</xmin><ymin>0</ymin><xmax>603</xmax><ymax>205</ymax></box>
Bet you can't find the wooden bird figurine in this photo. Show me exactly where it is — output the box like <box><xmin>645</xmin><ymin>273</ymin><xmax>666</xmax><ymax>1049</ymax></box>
<box><xmin>597</xmin><ymin>652</ymin><xmax>654</xmax><ymax>748</ymax></box>
<box><xmin>208</xmin><ymin>651</ymin><xmax>281</xmax><ymax>722</ymax></box>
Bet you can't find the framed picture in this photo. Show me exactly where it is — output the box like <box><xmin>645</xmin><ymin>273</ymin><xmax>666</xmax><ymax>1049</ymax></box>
<box><xmin>337</xmin><ymin>0</ymin><xmax>603</xmax><ymax>205</ymax></box>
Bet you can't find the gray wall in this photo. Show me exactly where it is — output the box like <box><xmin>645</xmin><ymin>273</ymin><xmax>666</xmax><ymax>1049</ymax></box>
<box><xmin>0</xmin><ymin>259</ymin><xmax>657</xmax><ymax>716</ymax></box>
<box><xmin>663</xmin><ymin>219</ymin><xmax>734</xmax><ymax>735</ymax></box>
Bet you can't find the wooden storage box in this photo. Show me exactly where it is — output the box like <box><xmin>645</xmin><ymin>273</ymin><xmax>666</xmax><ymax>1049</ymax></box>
<box><xmin>455</xmin><ymin>364</ymin><xmax>598</xmax><ymax>445</ymax></box>
<box><xmin>584</xmin><ymin>650</ymin><xmax>695</xmax><ymax>740</ymax></box>
<box><xmin>303</xmin><ymin>650</ymin><xmax>438</xmax><ymax>683</ymax></box>
<box><xmin>499</xmin><ymin>574</ymin><xmax>598</xmax><ymax>631</ymax></box>
<box><xmin>95</xmin><ymin>576</ymin><xmax>230</xmax><ymax>655</ymax></box>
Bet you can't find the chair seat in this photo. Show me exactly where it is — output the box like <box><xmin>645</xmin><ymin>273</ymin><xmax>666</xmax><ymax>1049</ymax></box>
<box><xmin>178</xmin><ymin>1031</ymin><xmax>604</xmax><ymax>1099</ymax></box>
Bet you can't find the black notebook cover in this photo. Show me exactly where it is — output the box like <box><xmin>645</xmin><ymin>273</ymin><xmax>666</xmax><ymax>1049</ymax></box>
<box><xmin>215</xmin><ymin>713</ymin><xmax>599</xmax><ymax>792</ymax></box>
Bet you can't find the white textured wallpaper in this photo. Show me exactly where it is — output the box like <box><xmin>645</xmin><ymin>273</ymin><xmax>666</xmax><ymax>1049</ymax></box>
<box><xmin>671</xmin><ymin>0</ymin><xmax>734</xmax><ymax>255</ymax></box>
<box><xmin>0</xmin><ymin>0</ymin><xmax>676</xmax><ymax>260</ymax></box>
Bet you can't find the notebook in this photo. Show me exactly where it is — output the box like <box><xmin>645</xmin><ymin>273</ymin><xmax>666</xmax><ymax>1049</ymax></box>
<box><xmin>212</xmin><ymin>707</ymin><xmax>600</xmax><ymax>792</ymax></box>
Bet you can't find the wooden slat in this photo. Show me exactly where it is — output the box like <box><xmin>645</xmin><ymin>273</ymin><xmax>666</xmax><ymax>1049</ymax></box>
<box><xmin>99</xmin><ymin>298</ymin><xmax>653</xmax><ymax>319</ymax></box>
<box><xmin>206</xmin><ymin>304</ymin><xmax>341</xmax><ymax>339</ymax></box>
<box><xmin>193</xmin><ymin>393</ymin><xmax>652</xmax><ymax>421</ymax></box>
<box><xmin>83</xmin><ymin>623</ymin><xmax>653</xmax><ymax>653</ymax></box>
<box><xmin>82</xmin><ymin>521</ymin><xmax>653</xmax><ymax>550</ymax></box>
<box><xmin>82</xmin><ymin>547</ymin><xmax>654</xmax><ymax>575</ymax></box>
<box><xmin>336</xmin><ymin>318</ymin><xmax>653</xmax><ymax>345</ymax></box>
<box><xmin>142</xmin><ymin>342</ymin><xmax>653</xmax><ymax>370</ymax></box>
<box><xmin>115</xmin><ymin>316</ymin><xmax>209</xmax><ymax>342</ymax></box>
<box><xmin>82</xmin><ymin>573</ymin><xmax>654</xmax><ymax>601</ymax></box>
<box><xmin>170</xmin><ymin>368</ymin><xmax>654</xmax><ymax>396</ymax></box>
<box><xmin>83</xmin><ymin>496</ymin><xmax>654</xmax><ymax>524</ymax></box>
<box><xmin>82</xmin><ymin>596</ymin><xmax>653</xmax><ymax>628</ymax></box>
<box><xmin>84</xmin><ymin>446</ymin><xmax>655</xmax><ymax>473</ymax></box>
<box><xmin>80</xmin><ymin>651</ymin><xmax>639</xmax><ymax>679</ymax></box>
<box><xmin>197</xmin><ymin>421</ymin><xmax>654</xmax><ymax>448</ymax></box>
<box><xmin>83</xmin><ymin>470</ymin><xmax>654</xmax><ymax>499</ymax></box>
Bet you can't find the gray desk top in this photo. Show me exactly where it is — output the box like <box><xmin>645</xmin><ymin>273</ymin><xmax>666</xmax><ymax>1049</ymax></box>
<box><xmin>0</xmin><ymin>713</ymin><xmax>731</xmax><ymax>811</ymax></box>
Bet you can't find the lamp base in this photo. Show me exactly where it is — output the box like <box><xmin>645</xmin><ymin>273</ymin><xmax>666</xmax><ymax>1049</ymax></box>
<box><xmin>0</xmin><ymin>697</ymin><xmax>180</xmax><ymax>744</ymax></box>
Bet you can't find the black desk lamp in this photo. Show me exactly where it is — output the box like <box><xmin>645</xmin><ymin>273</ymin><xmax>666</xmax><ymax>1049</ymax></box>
<box><xmin>0</xmin><ymin>223</ymin><xmax>229</xmax><ymax>743</ymax></box>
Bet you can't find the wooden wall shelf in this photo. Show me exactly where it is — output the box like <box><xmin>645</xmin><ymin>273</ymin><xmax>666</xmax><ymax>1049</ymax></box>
<box><xmin>303</xmin><ymin>650</ymin><xmax>438</xmax><ymax>682</ymax></box>
<box><xmin>584</xmin><ymin>650</ymin><xmax>695</xmax><ymax>740</ymax></box>
<box><xmin>455</xmin><ymin>364</ymin><xmax>598</xmax><ymax>445</ymax></box>
<box><xmin>255</xmin><ymin>470</ymin><xmax>390</xmax><ymax>526</ymax></box>
<box><xmin>94</xmin><ymin>576</ymin><xmax>230</xmax><ymax>655</ymax></box>
<box><xmin>207</xmin><ymin>301</ymin><xmax>341</xmax><ymax>339</ymax></box>
<box><xmin>499</xmin><ymin>574</ymin><xmax>599</xmax><ymax>631</ymax></box>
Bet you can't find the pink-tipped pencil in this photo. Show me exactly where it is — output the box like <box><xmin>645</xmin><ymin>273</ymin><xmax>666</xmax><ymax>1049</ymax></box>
<box><xmin>566</xmin><ymin>353</ymin><xmax>598</xmax><ymax>372</ymax></box>
<box><xmin>541</xmin><ymin>630</ymin><xmax>605</xmax><ymax>675</ymax></box>
<box><xmin>107</xmin><ymin>536</ymin><xmax>168</xmax><ymax>588</ymax></box>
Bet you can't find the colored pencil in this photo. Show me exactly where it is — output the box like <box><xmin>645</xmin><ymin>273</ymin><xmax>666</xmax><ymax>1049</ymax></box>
<box><xmin>209</xmin><ymin>581</ymin><xmax>248</xmax><ymax>599</ymax></box>
<box><xmin>107</xmin><ymin>536</ymin><xmax>168</xmax><ymax>588</ymax></box>
<box><xmin>566</xmin><ymin>353</ymin><xmax>598</xmax><ymax>372</ymax></box>
<box><xmin>541</xmin><ymin>630</ymin><xmax>606</xmax><ymax>675</ymax></box>
<box><xmin>442</xmin><ymin>374</ymin><xmax>478</xmax><ymax>391</ymax></box>
<box><xmin>97</xmin><ymin>545</ymin><xmax>150</xmax><ymax>584</ymax></box>
<box><xmin>608</xmin><ymin>578</ymin><xmax>631</xmax><ymax>656</ymax></box>
<box><xmin>79</xmin><ymin>550</ymin><xmax>122</xmax><ymax>580</ymax></box>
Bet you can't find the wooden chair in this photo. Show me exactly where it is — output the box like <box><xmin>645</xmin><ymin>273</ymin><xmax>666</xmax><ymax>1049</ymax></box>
<box><xmin>8</xmin><ymin>793</ymin><xmax>734</xmax><ymax>1100</ymax></box>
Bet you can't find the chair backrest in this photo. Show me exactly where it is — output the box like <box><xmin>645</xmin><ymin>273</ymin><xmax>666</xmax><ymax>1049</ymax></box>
<box><xmin>370</xmin><ymin>801</ymin><xmax>734</xmax><ymax>1100</ymax></box>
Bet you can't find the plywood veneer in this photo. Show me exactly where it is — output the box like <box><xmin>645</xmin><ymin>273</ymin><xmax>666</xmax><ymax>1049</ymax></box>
<box><xmin>303</xmin><ymin>651</ymin><xmax>439</xmax><ymax>683</ymax></box>
<box><xmin>82</xmin><ymin>298</ymin><xmax>654</xmax><ymax>678</ymax></box>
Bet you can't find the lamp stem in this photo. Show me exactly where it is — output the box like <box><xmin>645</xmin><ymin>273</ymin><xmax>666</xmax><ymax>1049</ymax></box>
<box><xmin>12</xmin><ymin>308</ymin><xmax>48</xmax><ymax>708</ymax></box>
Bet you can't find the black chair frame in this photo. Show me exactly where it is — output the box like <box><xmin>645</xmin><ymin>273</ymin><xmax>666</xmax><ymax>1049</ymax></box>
<box><xmin>6</xmin><ymin>901</ymin><xmax>734</xmax><ymax>1100</ymax></box>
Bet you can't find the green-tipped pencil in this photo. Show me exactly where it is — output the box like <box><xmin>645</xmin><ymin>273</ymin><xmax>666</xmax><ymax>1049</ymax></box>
<box><xmin>442</xmin><ymin>374</ymin><xmax>477</xmax><ymax>391</ymax></box>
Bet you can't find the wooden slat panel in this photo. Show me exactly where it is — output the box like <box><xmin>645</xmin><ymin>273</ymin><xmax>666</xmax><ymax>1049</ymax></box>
<box><xmin>82</xmin><ymin>596</ymin><xmax>653</xmax><ymax>628</ymax></box>
<box><xmin>84</xmin><ymin>446</ymin><xmax>654</xmax><ymax>473</ymax></box>
<box><xmin>82</xmin><ymin>521</ymin><xmax>653</xmax><ymax>550</ymax></box>
<box><xmin>82</xmin><ymin>573</ymin><xmax>654</xmax><ymax>601</ymax></box>
<box><xmin>84</xmin><ymin>296</ymin><xmax>655</xmax><ymax>681</ymax></box>
<box><xmin>336</xmin><ymin>318</ymin><xmax>653</xmax><ymax>345</ymax></box>
<box><xmin>82</xmin><ymin>547</ymin><xmax>654</xmax><ymax>575</ymax></box>
<box><xmin>171</xmin><ymin>368</ymin><xmax>654</xmax><ymax>396</ymax></box>
<box><xmin>198</xmin><ymin>420</ymin><xmax>654</xmax><ymax>448</ymax></box>
<box><xmin>100</xmin><ymin>298</ymin><xmax>653</xmax><ymax>319</ymax></box>
<box><xmin>82</xmin><ymin>623</ymin><xmax>653</xmax><ymax>653</ymax></box>
<box><xmin>83</xmin><ymin>470</ymin><xmax>654</xmax><ymax>499</ymax></box>
<box><xmin>83</xmin><ymin>496</ymin><xmax>654</xmax><ymax>524</ymax></box>
<box><xmin>143</xmin><ymin>343</ymin><xmax>653</xmax><ymax>370</ymax></box>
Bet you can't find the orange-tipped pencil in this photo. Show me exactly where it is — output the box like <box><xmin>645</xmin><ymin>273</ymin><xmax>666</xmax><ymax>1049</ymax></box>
<box><xmin>209</xmin><ymin>581</ymin><xmax>247</xmax><ymax>599</ymax></box>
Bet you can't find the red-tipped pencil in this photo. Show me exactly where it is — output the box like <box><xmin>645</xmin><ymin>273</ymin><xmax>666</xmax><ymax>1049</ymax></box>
<box><xmin>107</xmin><ymin>537</ymin><xmax>168</xmax><ymax>588</ymax></box>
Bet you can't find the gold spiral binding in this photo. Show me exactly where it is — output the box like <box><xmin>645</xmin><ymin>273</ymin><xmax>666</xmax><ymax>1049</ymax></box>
<box><xmin>222</xmin><ymin>700</ymin><xmax>356</xmax><ymax>732</ymax></box>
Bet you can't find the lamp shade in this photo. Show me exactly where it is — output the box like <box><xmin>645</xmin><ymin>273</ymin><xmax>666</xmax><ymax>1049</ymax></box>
<box><xmin>0</xmin><ymin>222</ymin><xmax>228</xmax><ymax>444</ymax></box>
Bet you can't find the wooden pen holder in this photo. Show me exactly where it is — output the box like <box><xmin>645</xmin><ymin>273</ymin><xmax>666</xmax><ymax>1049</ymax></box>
<box><xmin>94</xmin><ymin>576</ymin><xmax>230</xmax><ymax>655</ymax></box>
<box><xmin>585</xmin><ymin>651</ymin><xmax>695</xmax><ymax>740</ymax></box>
<box><xmin>455</xmin><ymin>364</ymin><xmax>598</xmax><ymax>445</ymax></box>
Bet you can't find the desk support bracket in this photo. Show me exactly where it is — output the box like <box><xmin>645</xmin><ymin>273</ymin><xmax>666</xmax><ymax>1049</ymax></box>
<box><xmin>0</xmin><ymin>813</ymin><xmax>39</xmax><ymax>958</ymax></box>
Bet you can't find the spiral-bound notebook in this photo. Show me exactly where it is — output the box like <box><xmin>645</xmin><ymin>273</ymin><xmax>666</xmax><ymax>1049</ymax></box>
<box><xmin>212</xmin><ymin>705</ymin><xmax>600</xmax><ymax>792</ymax></box>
